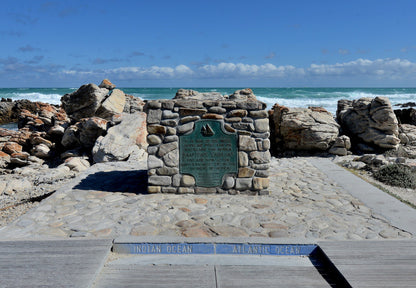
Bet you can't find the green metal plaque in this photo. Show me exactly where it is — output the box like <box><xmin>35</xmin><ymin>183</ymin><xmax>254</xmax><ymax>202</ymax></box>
<box><xmin>179</xmin><ymin>120</ymin><xmax>237</xmax><ymax>187</ymax></box>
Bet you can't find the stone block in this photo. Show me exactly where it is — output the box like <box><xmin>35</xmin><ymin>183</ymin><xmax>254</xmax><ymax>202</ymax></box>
<box><xmin>249</xmin><ymin>110</ymin><xmax>268</xmax><ymax>118</ymax></box>
<box><xmin>162</xmin><ymin>187</ymin><xmax>177</xmax><ymax>193</ymax></box>
<box><xmin>147</xmin><ymin>134</ymin><xmax>162</xmax><ymax>145</ymax></box>
<box><xmin>181</xmin><ymin>175</ymin><xmax>196</xmax><ymax>186</ymax></box>
<box><xmin>164</xmin><ymin>135</ymin><xmax>178</xmax><ymax>143</ymax></box>
<box><xmin>149</xmin><ymin>155</ymin><xmax>164</xmax><ymax>169</ymax></box>
<box><xmin>254</xmin><ymin>118</ymin><xmax>269</xmax><ymax>133</ymax></box>
<box><xmin>162</xmin><ymin>110</ymin><xmax>179</xmax><ymax>119</ymax></box>
<box><xmin>253</xmin><ymin>177</ymin><xmax>269</xmax><ymax>190</ymax></box>
<box><xmin>202</xmin><ymin>113</ymin><xmax>224</xmax><ymax>119</ymax></box>
<box><xmin>148</xmin><ymin>175</ymin><xmax>171</xmax><ymax>186</ymax></box>
<box><xmin>238</xmin><ymin>151</ymin><xmax>249</xmax><ymax>167</ymax></box>
<box><xmin>222</xmin><ymin>176</ymin><xmax>235</xmax><ymax>189</ymax></box>
<box><xmin>195</xmin><ymin>187</ymin><xmax>217</xmax><ymax>194</ymax></box>
<box><xmin>229</xmin><ymin>109</ymin><xmax>248</xmax><ymax>117</ymax></box>
<box><xmin>238</xmin><ymin>167</ymin><xmax>255</xmax><ymax>178</ymax></box>
<box><xmin>235</xmin><ymin>178</ymin><xmax>253</xmax><ymax>190</ymax></box>
<box><xmin>239</xmin><ymin>135</ymin><xmax>257</xmax><ymax>151</ymax></box>
<box><xmin>147</xmin><ymin>109</ymin><xmax>162</xmax><ymax>123</ymax></box>
<box><xmin>157</xmin><ymin>167</ymin><xmax>179</xmax><ymax>175</ymax></box>
<box><xmin>163</xmin><ymin>150</ymin><xmax>179</xmax><ymax>167</ymax></box>
<box><xmin>209</xmin><ymin>106</ymin><xmax>226</xmax><ymax>114</ymax></box>
<box><xmin>178</xmin><ymin>187</ymin><xmax>195</xmax><ymax>194</ymax></box>
<box><xmin>157</xmin><ymin>142</ymin><xmax>178</xmax><ymax>157</ymax></box>
<box><xmin>148</xmin><ymin>186</ymin><xmax>161</xmax><ymax>193</ymax></box>
<box><xmin>147</xmin><ymin>124</ymin><xmax>166</xmax><ymax>135</ymax></box>
<box><xmin>177</xmin><ymin>122</ymin><xmax>194</xmax><ymax>134</ymax></box>
<box><xmin>250</xmin><ymin>151</ymin><xmax>271</xmax><ymax>164</ymax></box>
<box><xmin>180</xmin><ymin>116</ymin><xmax>200</xmax><ymax>124</ymax></box>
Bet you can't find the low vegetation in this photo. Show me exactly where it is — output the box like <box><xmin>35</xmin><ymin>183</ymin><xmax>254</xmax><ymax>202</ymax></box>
<box><xmin>373</xmin><ymin>164</ymin><xmax>416</xmax><ymax>189</ymax></box>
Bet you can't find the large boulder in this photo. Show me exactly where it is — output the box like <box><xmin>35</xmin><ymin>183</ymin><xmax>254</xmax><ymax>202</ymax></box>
<box><xmin>61</xmin><ymin>117</ymin><xmax>108</xmax><ymax>149</ymax></box>
<box><xmin>96</xmin><ymin>89</ymin><xmax>126</xmax><ymax>119</ymax></box>
<box><xmin>271</xmin><ymin>105</ymin><xmax>340</xmax><ymax>151</ymax></box>
<box><xmin>61</xmin><ymin>83</ymin><xmax>108</xmax><ymax>121</ymax></box>
<box><xmin>92</xmin><ymin>112</ymin><xmax>147</xmax><ymax>163</ymax></box>
<box><xmin>394</xmin><ymin>108</ymin><xmax>416</xmax><ymax>125</ymax></box>
<box><xmin>337</xmin><ymin>97</ymin><xmax>400</xmax><ymax>149</ymax></box>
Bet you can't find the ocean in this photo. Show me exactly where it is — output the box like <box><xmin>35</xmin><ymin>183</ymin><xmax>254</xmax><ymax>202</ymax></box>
<box><xmin>1</xmin><ymin>87</ymin><xmax>415</xmax><ymax>116</ymax></box>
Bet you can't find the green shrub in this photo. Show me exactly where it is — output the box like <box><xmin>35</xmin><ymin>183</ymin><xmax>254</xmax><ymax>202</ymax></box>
<box><xmin>373</xmin><ymin>164</ymin><xmax>416</xmax><ymax>189</ymax></box>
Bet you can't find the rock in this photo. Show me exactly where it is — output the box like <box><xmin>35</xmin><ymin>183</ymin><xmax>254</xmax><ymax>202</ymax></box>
<box><xmin>271</xmin><ymin>104</ymin><xmax>339</xmax><ymax>151</ymax></box>
<box><xmin>0</xmin><ymin>151</ymin><xmax>10</xmax><ymax>168</ymax></box>
<box><xmin>63</xmin><ymin>157</ymin><xmax>90</xmax><ymax>172</ymax></box>
<box><xmin>229</xmin><ymin>88</ymin><xmax>257</xmax><ymax>101</ymax></box>
<box><xmin>9</xmin><ymin>152</ymin><xmax>30</xmax><ymax>166</ymax></box>
<box><xmin>96</xmin><ymin>89</ymin><xmax>126</xmax><ymax>119</ymax></box>
<box><xmin>329</xmin><ymin>135</ymin><xmax>351</xmax><ymax>156</ymax></box>
<box><xmin>61</xmin><ymin>83</ymin><xmax>108</xmax><ymax>121</ymax></box>
<box><xmin>18</xmin><ymin>102</ymin><xmax>69</xmax><ymax>132</ymax></box>
<box><xmin>174</xmin><ymin>89</ymin><xmax>225</xmax><ymax>100</ymax></box>
<box><xmin>337</xmin><ymin>97</ymin><xmax>400</xmax><ymax>149</ymax></box>
<box><xmin>61</xmin><ymin>125</ymin><xmax>80</xmax><ymax>148</ymax></box>
<box><xmin>1</xmin><ymin>178</ymin><xmax>32</xmax><ymax>195</ymax></box>
<box><xmin>0</xmin><ymin>101</ymin><xmax>14</xmax><ymax>125</ymax></box>
<box><xmin>394</xmin><ymin>108</ymin><xmax>416</xmax><ymax>125</ymax></box>
<box><xmin>92</xmin><ymin>112</ymin><xmax>147</xmax><ymax>163</ymax></box>
<box><xmin>123</xmin><ymin>95</ymin><xmax>145</xmax><ymax>114</ymax></box>
<box><xmin>99</xmin><ymin>79</ymin><xmax>116</xmax><ymax>90</ymax></box>
<box><xmin>3</xmin><ymin>142</ymin><xmax>23</xmax><ymax>154</ymax></box>
<box><xmin>31</xmin><ymin>143</ymin><xmax>51</xmax><ymax>158</ymax></box>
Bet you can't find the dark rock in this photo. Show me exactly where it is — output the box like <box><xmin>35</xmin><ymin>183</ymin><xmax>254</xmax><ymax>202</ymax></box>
<box><xmin>61</xmin><ymin>83</ymin><xmax>108</xmax><ymax>121</ymax></box>
<box><xmin>394</xmin><ymin>108</ymin><xmax>416</xmax><ymax>125</ymax></box>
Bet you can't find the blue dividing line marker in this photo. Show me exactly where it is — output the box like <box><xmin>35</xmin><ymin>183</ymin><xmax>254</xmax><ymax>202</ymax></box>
<box><xmin>113</xmin><ymin>243</ymin><xmax>317</xmax><ymax>256</ymax></box>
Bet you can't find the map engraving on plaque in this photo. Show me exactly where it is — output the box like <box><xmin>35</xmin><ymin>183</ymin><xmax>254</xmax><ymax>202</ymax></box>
<box><xmin>179</xmin><ymin>120</ymin><xmax>237</xmax><ymax>187</ymax></box>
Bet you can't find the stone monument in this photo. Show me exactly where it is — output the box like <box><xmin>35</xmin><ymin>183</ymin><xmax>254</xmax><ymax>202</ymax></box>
<box><xmin>146</xmin><ymin>89</ymin><xmax>270</xmax><ymax>195</ymax></box>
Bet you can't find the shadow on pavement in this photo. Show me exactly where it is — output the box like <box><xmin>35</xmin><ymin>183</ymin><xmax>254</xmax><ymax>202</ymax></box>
<box><xmin>73</xmin><ymin>170</ymin><xmax>148</xmax><ymax>194</ymax></box>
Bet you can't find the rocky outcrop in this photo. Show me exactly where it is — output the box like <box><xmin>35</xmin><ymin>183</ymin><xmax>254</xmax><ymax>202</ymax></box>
<box><xmin>92</xmin><ymin>112</ymin><xmax>147</xmax><ymax>163</ymax></box>
<box><xmin>95</xmin><ymin>89</ymin><xmax>126</xmax><ymax>119</ymax></box>
<box><xmin>271</xmin><ymin>104</ymin><xmax>340</xmax><ymax>151</ymax></box>
<box><xmin>124</xmin><ymin>94</ymin><xmax>145</xmax><ymax>114</ymax></box>
<box><xmin>61</xmin><ymin>117</ymin><xmax>108</xmax><ymax>149</ymax></box>
<box><xmin>337</xmin><ymin>97</ymin><xmax>400</xmax><ymax>150</ymax></box>
<box><xmin>0</xmin><ymin>99</ymin><xmax>41</xmax><ymax>125</ymax></box>
<box><xmin>61</xmin><ymin>84</ymin><xmax>109</xmax><ymax>121</ymax></box>
<box><xmin>394</xmin><ymin>108</ymin><xmax>416</xmax><ymax>125</ymax></box>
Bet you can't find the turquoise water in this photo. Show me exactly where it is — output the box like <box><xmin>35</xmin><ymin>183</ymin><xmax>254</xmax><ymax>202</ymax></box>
<box><xmin>1</xmin><ymin>87</ymin><xmax>415</xmax><ymax>115</ymax></box>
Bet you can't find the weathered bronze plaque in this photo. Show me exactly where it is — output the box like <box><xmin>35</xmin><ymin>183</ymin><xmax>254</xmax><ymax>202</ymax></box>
<box><xmin>179</xmin><ymin>120</ymin><xmax>237</xmax><ymax>187</ymax></box>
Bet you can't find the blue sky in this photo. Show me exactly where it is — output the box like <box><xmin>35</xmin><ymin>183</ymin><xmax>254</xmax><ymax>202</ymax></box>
<box><xmin>1</xmin><ymin>0</ymin><xmax>416</xmax><ymax>87</ymax></box>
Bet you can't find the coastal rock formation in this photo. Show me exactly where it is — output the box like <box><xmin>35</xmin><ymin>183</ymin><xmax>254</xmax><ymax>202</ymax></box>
<box><xmin>329</xmin><ymin>135</ymin><xmax>351</xmax><ymax>156</ymax></box>
<box><xmin>92</xmin><ymin>112</ymin><xmax>147</xmax><ymax>163</ymax></box>
<box><xmin>61</xmin><ymin>83</ymin><xmax>109</xmax><ymax>121</ymax></box>
<box><xmin>271</xmin><ymin>104</ymin><xmax>340</xmax><ymax>151</ymax></box>
<box><xmin>337</xmin><ymin>97</ymin><xmax>400</xmax><ymax>149</ymax></box>
<box><xmin>95</xmin><ymin>89</ymin><xmax>126</xmax><ymax>119</ymax></box>
<box><xmin>394</xmin><ymin>108</ymin><xmax>416</xmax><ymax>125</ymax></box>
<box><xmin>99</xmin><ymin>79</ymin><xmax>116</xmax><ymax>90</ymax></box>
<box><xmin>61</xmin><ymin>117</ymin><xmax>108</xmax><ymax>149</ymax></box>
<box><xmin>0</xmin><ymin>99</ymin><xmax>41</xmax><ymax>125</ymax></box>
<box><xmin>123</xmin><ymin>94</ymin><xmax>145</xmax><ymax>114</ymax></box>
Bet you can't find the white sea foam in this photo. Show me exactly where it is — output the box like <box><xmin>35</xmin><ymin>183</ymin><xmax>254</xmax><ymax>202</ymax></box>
<box><xmin>11</xmin><ymin>92</ymin><xmax>62</xmax><ymax>105</ymax></box>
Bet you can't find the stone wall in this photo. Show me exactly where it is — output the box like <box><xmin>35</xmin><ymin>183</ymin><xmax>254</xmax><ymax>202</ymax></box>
<box><xmin>146</xmin><ymin>90</ymin><xmax>270</xmax><ymax>195</ymax></box>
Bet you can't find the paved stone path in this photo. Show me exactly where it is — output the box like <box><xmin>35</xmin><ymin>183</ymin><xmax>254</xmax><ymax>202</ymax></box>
<box><xmin>0</xmin><ymin>157</ymin><xmax>413</xmax><ymax>240</ymax></box>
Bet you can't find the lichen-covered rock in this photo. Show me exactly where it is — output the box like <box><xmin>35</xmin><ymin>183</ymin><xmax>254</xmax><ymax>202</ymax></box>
<box><xmin>337</xmin><ymin>97</ymin><xmax>400</xmax><ymax>149</ymax></box>
<box><xmin>271</xmin><ymin>104</ymin><xmax>339</xmax><ymax>151</ymax></box>
<box><xmin>98</xmin><ymin>79</ymin><xmax>116</xmax><ymax>90</ymax></box>
<box><xmin>123</xmin><ymin>94</ymin><xmax>145</xmax><ymax>114</ymax></box>
<box><xmin>61</xmin><ymin>83</ymin><xmax>108</xmax><ymax>121</ymax></box>
<box><xmin>92</xmin><ymin>112</ymin><xmax>147</xmax><ymax>163</ymax></box>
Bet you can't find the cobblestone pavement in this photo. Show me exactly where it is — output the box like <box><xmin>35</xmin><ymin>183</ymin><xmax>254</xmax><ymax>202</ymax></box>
<box><xmin>0</xmin><ymin>157</ymin><xmax>412</xmax><ymax>240</ymax></box>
